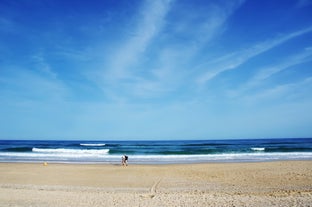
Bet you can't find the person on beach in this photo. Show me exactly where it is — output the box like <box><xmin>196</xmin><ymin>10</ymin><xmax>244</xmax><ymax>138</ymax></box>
<box><xmin>122</xmin><ymin>155</ymin><xmax>128</xmax><ymax>166</ymax></box>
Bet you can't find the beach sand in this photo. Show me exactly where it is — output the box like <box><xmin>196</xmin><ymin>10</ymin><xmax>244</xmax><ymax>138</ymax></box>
<box><xmin>0</xmin><ymin>161</ymin><xmax>311</xmax><ymax>206</ymax></box>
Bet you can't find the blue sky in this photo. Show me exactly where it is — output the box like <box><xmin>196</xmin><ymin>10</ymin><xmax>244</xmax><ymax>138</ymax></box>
<box><xmin>0</xmin><ymin>0</ymin><xmax>312</xmax><ymax>140</ymax></box>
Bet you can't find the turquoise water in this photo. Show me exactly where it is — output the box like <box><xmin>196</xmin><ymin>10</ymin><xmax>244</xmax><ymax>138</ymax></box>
<box><xmin>0</xmin><ymin>138</ymin><xmax>311</xmax><ymax>164</ymax></box>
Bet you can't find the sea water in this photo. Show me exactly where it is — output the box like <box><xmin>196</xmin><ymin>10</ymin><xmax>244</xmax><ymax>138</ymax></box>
<box><xmin>0</xmin><ymin>138</ymin><xmax>311</xmax><ymax>164</ymax></box>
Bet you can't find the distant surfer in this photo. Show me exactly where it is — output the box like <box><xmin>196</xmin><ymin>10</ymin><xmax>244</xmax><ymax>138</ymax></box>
<box><xmin>122</xmin><ymin>155</ymin><xmax>128</xmax><ymax>166</ymax></box>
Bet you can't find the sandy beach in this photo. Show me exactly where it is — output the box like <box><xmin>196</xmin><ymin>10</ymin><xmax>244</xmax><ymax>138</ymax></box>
<box><xmin>0</xmin><ymin>161</ymin><xmax>311</xmax><ymax>206</ymax></box>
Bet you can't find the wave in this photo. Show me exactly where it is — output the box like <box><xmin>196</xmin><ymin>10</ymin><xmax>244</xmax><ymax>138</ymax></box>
<box><xmin>1</xmin><ymin>151</ymin><xmax>312</xmax><ymax>164</ymax></box>
<box><xmin>80</xmin><ymin>143</ymin><xmax>106</xmax><ymax>147</ymax></box>
<box><xmin>32</xmin><ymin>148</ymin><xmax>109</xmax><ymax>155</ymax></box>
<box><xmin>2</xmin><ymin>147</ymin><xmax>33</xmax><ymax>152</ymax></box>
<box><xmin>264</xmin><ymin>147</ymin><xmax>312</xmax><ymax>152</ymax></box>
<box><xmin>251</xmin><ymin>147</ymin><xmax>265</xmax><ymax>151</ymax></box>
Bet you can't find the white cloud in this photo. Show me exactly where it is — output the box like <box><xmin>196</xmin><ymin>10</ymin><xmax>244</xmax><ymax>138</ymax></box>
<box><xmin>106</xmin><ymin>0</ymin><xmax>173</xmax><ymax>80</ymax></box>
<box><xmin>196</xmin><ymin>26</ymin><xmax>312</xmax><ymax>84</ymax></box>
<box><xmin>224</xmin><ymin>48</ymin><xmax>312</xmax><ymax>100</ymax></box>
<box><xmin>240</xmin><ymin>76</ymin><xmax>312</xmax><ymax>105</ymax></box>
<box><xmin>96</xmin><ymin>0</ymin><xmax>246</xmax><ymax>99</ymax></box>
<box><xmin>246</xmin><ymin>48</ymin><xmax>312</xmax><ymax>88</ymax></box>
<box><xmin>250</xmin><ymin>50</ymin><xmax>312</xmax><ymax>81</ymax></box>
<box><xmin>53</xmin><ymin>47</ymin><xmax>92</xmax><ymax>62</ymax></box>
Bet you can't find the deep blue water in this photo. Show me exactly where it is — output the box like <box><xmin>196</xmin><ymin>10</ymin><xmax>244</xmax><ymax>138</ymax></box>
<box><xmin>0</xmin><ymin>138</ymin><xmax>311</xmax><ymax>164</ymax></box>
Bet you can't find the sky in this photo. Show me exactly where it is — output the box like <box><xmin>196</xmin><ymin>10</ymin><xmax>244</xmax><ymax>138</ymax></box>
<box><xmin>0</xmin><ymin>0</ymin><xmax>312</xmax><ymax>140</ymax></box>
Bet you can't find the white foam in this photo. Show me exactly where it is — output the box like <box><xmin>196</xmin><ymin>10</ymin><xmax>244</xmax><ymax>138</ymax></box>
<box><xmin>1</xmin><ymin>151</ymin><xmax>312</xmax><ymax>164</ymax></box>
<box><xmin>80</xmin><ymin>143</ymin><xmax>106</xmax><ymax>147</ymax></box>
<box><xmin>125</xmin><ymin>152</ymin><xmax>312</xmax><ymax>163</ymax></box>
<box><xmin>251</xmin><ymin>147</ymin><xmax>265</xmax><ymax>151</ymax></box>
<box><xmin>32</xmin><ymin>148</ymin><xmax>109</xmax><ymax>155</ymax></box>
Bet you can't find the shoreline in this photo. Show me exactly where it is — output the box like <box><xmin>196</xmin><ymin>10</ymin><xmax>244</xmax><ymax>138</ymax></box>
<box><xmin>1</xmin><ymin>160</ymin><xmax>312</xmax><ymax>206</ymax></box>
<box><xmin>1</xmin><ymin>157</ymin><xmax>312</xmax><ymax>165</ymax></box>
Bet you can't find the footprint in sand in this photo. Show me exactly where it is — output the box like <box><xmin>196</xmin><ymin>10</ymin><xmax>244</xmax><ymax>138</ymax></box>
<box><xmin>140</xmin><ymin>179</ymin><xmax>162</xmax><ymax>199</ymax></box>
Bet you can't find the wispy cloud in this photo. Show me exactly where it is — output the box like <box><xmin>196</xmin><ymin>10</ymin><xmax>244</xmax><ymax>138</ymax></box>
<box><xmin>106</xmin><ymin>0</ymin><xmax>173</xmax><ymax>80</ymax></box>
<box><xmin>246</xmin><ymin>48</ymin><xmax>312</xmax><ymax>88</ymax></box>
<box><xmin>196</xmin><ymin>26</ymin><xmax>312</xmax><ymax>84</ymax></box>
<box><xmin>296</xmin><ymin>0</ymin><xmax>312</xmax><ymax>8</ymax></box>
<box><xmin>241</xmin><ymin>76</ymin><xmax>312</xmax><ymax>104</ymax></box>
<box><xmin>0</xmin><ymin>67</ymin><xmax>67</xmax><ymax>103</ymax></box>
<box><xmin>53</xmin><ymin>47</ymin><xmax>92</xmax><ymax>62</ymax></box>
<box><xmin>31</xmin><ymin>53</ymin><xmax>58</xmax><ymax>79</ymax></box>
<box><xmin>225</xmin><ymin>47</ymin><xmax>312</xmax><ymax>102</ymax></box>
<box><xmin>96</xmin><ymin>0</ymin><xmax>246</xmax><ymax>99</ymax></box>
<box><xmin>153</xmin><ymin>0</ymin><xmax>246</xmax><ymax>71</ymax></box>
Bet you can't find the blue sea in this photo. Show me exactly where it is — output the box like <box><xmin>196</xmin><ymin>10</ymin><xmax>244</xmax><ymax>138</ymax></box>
<box><xmin>0</xmin><ymin>138</ymin><xmax>312</xmax><ymax>164</ymax></box>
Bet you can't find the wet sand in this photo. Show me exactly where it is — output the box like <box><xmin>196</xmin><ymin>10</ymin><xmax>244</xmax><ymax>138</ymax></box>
<box><xmin>0</xmin><ymin>161</ymin><xmax>311</xmax><ymax>206</ymax></box>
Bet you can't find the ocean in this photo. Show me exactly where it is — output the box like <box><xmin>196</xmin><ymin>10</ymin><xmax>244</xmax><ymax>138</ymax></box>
<box><xmin>0</xmin><ymin>138</ymin><xmax>311</xmax><ymax>164</ymax></box>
